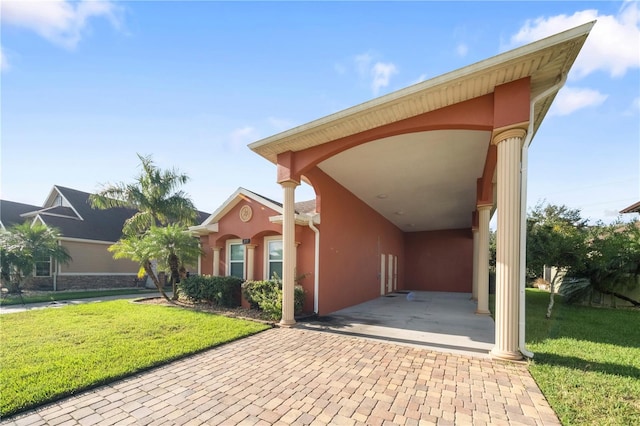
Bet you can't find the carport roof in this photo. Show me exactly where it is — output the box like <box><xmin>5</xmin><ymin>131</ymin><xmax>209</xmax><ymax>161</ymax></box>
<box><xmin>249</xmin><ymin>22</ymin><xmax>594</xmax><ymax>163</ymax></box>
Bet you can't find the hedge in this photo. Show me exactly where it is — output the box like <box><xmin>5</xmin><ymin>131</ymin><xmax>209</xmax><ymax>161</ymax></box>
<box><xmin>178</xmin><ymin>275</ymin><xmax>242</xmax><ymax>307</ymax></box>
<box><xmin>242</xmin><ymin>279</ymin><xmax>305</xmax><ymax>320</ymax></box>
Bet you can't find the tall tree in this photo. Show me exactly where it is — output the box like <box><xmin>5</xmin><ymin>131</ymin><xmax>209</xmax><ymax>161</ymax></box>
<box><xmin>565</xmin><ymin>219</ymin><xmax>640</xmax><ymax>307</ymax></box>
<box><xmin>0</xmin><ymin>222</ymin><xmax>71</xmax><ymax>294</ymax></box>
<box><xmin>90</xmin><ymin>153</ymin><xmax>198</xmax><ymax>236</ymax></box>
<box><xmin>526</xmin><ymin>203</ymin><xmax>587</xmax><ymax>318</ymax></box>
<box><xmin>109</xmin><ymin>225</ymin><xmax>202</xmax><ymax>302</ymax></box>
<box><xmin>145</xmin><ymin>224</ymin><xmax>202</xmax><ymax>300</ymax></box>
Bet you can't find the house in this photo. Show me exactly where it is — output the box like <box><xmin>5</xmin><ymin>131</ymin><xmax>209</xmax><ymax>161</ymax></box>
<box><xmin>621</xmin><ymin>201</ymin><xmax>640</xmax><ymax>214</ymax></box>
<box><xmin>1</xmin><ymin>185</ymin><xmax>209</xmax><ymax>291</ymax></box>
<box><xmin>1</xmin><ymin>186</ymin><xmax>140</xmax><ymax>290</ymax></box>
<box><xmin>193</xmin><ymin>22</ymin><xmax>594</xmax><ymax>361</ymax></box>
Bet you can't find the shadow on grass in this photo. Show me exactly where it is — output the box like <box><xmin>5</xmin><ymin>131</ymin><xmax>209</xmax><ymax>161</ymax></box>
<box><xmin>533</xmin><ymin>351</ymin><xmax>640</xmax><ymax>380</ymax></box>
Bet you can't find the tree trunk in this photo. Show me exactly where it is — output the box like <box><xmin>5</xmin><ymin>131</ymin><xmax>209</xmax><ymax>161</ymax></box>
<box><xmin>546</xmin><ymin>271</ymin><xmax>559</xmax><ymax>319</ymax></box>
<box><xmin>143</xmin><ymin>261</ymin><xmax>173</xmax><ymax>303</ymax></box>
<box><xmin>168</xmin><ymin>254</ymin><xmax>179</xmax><ymax>300</ymax></box>
<box><xmin>598</xmin><ymin>289</ymin><xmax>640</xmax><ymax>307</ymax></box>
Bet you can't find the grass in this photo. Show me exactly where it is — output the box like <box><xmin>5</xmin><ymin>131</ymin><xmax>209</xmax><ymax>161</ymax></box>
<box><xmin>523</xmin><ymin>289</ymin><xmax>640</xmax><ymax>425</ymax></box>
<box><xmin>0</xmin><ymin>288</ymin><xmax>157</xmax><ymax>306</ymax></box>
<box><xmin>0</xmin><ymin>300</ymin><xmax>270</xmax><ymax>417</ymax></box>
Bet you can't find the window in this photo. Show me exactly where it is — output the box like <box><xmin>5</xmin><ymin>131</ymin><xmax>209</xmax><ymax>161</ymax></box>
<box><xmin>265</xmin><ymin>238</ymin><xmax>283</xmax><ymax>280</ymax></box>
<box><xmin>35</xmin><ymin>254</ymin><xmax>51</xmax><ymax>277</ymax></box>
<box><xmin>227</xmin><ymin>240</ymin><xmax>245</xmax><ymax>279</ymax></box>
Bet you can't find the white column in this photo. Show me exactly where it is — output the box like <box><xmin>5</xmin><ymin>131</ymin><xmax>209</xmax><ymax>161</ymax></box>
<box><xmin>491</xmin><ymin>128</ymin><xmax>526</xmax><ymax>361</ymax></box>
<box><xmin>476</xmin><ymin>205</ymin><xmax>491</xmax><ymax>315</ymax></box>
<box><xmin>212</xmin><ymin>247</ymin><xmax>221</xmax><ymax>276</ymax></box>
<box><xmin>472</xmin><ymin>227</ymin><xmax>479</xmax><ymax>301</ymax></box>
<box><xmin>280</xmin><ymin>180</ymin><xmax>298</xmax><ymax>326</ymax></box>
<box><xmin>246</xmin><ymin>244</ymin><xmax>257</xmax><ymax>281</ymax></box>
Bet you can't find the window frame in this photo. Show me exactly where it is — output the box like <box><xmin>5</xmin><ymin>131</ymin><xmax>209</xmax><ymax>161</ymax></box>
<box><xmin>226</xmin><ymin>239</ymin><xmax>245</xmax><ymax>279</ymax></box>
<box><xmin>263</xmin><ymin>236</ymin><xmax>283</xmax><ymax>281</ymax></box>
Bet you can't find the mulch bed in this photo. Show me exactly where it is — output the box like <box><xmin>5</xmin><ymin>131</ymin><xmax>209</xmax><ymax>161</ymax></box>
<box><xmin>134</xmin><ymin>297</ymin><xmax>276</xmax><ymax>325</ymax></box>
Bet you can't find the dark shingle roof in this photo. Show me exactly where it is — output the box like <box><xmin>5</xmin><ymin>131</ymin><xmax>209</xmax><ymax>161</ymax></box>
<box><xmin>0</xmin><ymin>200</ymin><xmax>42</xmax><ymax>229</ymax></box>
<box><xmin>42</xmin><ymin>186</ymin><xmax>138</xmax><ymax>242</ymax></box>
<box><xmin>2</xmin><ymin>186</ymin><xmax>210</xmax><ymax>242</ymax></box>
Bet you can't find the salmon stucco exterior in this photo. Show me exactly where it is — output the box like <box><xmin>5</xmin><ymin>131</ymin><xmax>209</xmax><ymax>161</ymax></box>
<box><xmin>193</xmin><ymin>23</ymin><xmax>594</xmax><ymax>361</ymax></box>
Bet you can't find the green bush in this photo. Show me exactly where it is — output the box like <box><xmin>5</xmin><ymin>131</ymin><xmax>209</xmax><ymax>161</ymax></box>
<box><xmin>178</xmin><ymin>275</ymin><xmax>242</xmax><ymax>307</ymax></box>
<box><xmin>242</xmin><ymin>279</ymin><xmax>305</xmax><ymax>320</ymax></box>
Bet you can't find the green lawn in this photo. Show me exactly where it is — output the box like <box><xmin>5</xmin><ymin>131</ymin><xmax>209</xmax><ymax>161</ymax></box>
<box><xmin>0</xmin><ymin>300</ymin><xmax>270</xmax><ymax>417</ymax></box>
<box><xmin>524</xmin><ymin>289</ymin><xmax>640</xmax><ymax>425</ymax></box>
<box><xmin>0</xmin><ymin>288</ymin><xmax>158</xmax><ymax>306</ymax></box>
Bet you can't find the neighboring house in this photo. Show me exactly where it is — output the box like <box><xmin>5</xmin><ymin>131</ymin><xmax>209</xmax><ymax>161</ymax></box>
<box><xmin>190</xmin><ymin>23</ymin><xmax>594</xmax><ymax>361</ymax></box>
<box><xmin>621</xmin><ymin>201</ymin><xmax>640</xmax><ymax>214</ymax></box>
<box><xmin>1</xmin><ymin>185</ymin><xmax>208</xmax><ymax>291</ymax></box>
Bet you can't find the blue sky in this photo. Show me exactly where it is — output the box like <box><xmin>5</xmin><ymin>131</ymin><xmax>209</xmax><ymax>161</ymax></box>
<box><xmin>1</xmin><ymin>1</ymin><xmax>638</xmax><ymax>224</ymax></box>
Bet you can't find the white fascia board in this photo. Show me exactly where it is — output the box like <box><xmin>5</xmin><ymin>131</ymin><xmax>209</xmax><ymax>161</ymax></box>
<box><xmin>50</xmin><ymin>185</ymin><xmax>84</xmax><ymax>220</ymax></box>
<box><xmin>200</xmin><ymin>187</ymin><xmax>283</xmax><ymax>226</ymax></box>
<box><xmin>269</xmin><ymin>213</ymin><xmax>318</xmax><ymax>226</ymax></box>
<box><xmin>188</xmin><ymin>223</ymin><xmax>219</xmax><ymax>236</ymax></box>
<box><xmin>58</xmin><ymin>237</ymin><xmax>117</xmax><ymax>245</ymax></box>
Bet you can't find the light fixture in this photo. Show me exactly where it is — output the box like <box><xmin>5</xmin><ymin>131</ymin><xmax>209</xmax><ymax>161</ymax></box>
<box><xmin>376</xmin><ymin>194</ymin><xmax>388</xmax><ymax>199</ymax></box>
<box><xmin>395</xmin><ymin>210</ymin><xmax>404</xmax><ymax>215</ymax></box>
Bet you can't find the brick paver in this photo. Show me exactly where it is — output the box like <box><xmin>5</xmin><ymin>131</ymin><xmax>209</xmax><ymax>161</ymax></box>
<box><xmin>1</xmin><ymin>328</ymin><xmax>560</xmax><ymax>425</ymax></box>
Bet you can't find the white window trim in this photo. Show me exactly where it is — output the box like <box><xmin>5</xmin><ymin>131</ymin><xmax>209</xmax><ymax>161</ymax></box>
<box><xmin>263</xmin><ymin>235</ymin><xmax>283</xmax><ymax>280</ymax></box>
<box><xmin>34</xmin><ymin>255</ymin><xmax>52</xmax><ymax>277</ymax></box>
<box><xmin>226</xmin><ymin>239</ymin><xmax>245</xmax><ymax>279</ymax></box>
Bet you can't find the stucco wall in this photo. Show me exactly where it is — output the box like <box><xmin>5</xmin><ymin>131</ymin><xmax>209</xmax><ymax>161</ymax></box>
<box><xmin>59</xmin><ymin>240</ymin><xmax>138</xmax><ymax>273</ymax></box>
<box><xmin>198</xmin><ymin>197</ymin><xmax>317</xmax><ymax>313</ymax></box>
<box><xmin>306</xmin><ymin>168</ymin><xmax>405</xmax><ymax>315</ymax></box>
<box><xmin>404</xmin><ymin>229</ymin><xmax>473</xmax><ymax>292</ymax></box>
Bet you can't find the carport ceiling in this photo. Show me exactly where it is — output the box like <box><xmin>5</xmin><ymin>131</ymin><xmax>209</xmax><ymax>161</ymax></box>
<box><xmin>318</xmin><ymin>130</ymin><xmax>491</xmax><ymax>232</ymax></box>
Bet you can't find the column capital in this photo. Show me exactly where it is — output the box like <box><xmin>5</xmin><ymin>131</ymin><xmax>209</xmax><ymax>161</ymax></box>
<box><xmin>492</xmin><ymin>127</ymin><xmax>527</xmax><ymax>146</ymax></box>
<box><xmin>279</xmin><ymin>179</ymin><xmax>300</xmax><ymax>188</ymax></box>
<box><xmin>212</xmin><ymin>246</ymin><xmax>222</xmax><ymax>251</ymax></box>
<box><xmin>477</xmin><ymin>204</ymin><xmax>493</xmax><ymax>211</ymax></box>
<box><xmin>245</xmin><ymin>244</ymin><xmax>258</xmax><ymax>249</ymax></box>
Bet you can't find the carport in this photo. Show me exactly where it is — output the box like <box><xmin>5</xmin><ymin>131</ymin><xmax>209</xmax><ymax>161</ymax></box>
<box><xmin>249</xmin><ymin>23</ymin><xmax>593</xmax><ymax>360</ymax></box>
<box><xmin>300</xmin><ymin>291</ymin><xmax>495</xmax><ymax>358</ymax></box>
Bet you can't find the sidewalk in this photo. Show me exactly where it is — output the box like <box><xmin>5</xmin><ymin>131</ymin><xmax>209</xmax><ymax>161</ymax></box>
<box><xmin>0</xmin><ymin>292</ymin><xmax>166</xmax><ymax>315</ymax></box>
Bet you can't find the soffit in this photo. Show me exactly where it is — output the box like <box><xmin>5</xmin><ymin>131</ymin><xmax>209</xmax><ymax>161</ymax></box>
<box><xmin>249</xmin><ymin>22</ymin><xmax>594</xmax><ymax>163</ymax></box>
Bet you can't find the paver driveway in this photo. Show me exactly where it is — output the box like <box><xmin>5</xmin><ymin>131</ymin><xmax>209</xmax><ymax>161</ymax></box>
<box><xmin>2</xmin><ymin>327</ymin><xmax>559</xmax><ymax>425</ymax></box>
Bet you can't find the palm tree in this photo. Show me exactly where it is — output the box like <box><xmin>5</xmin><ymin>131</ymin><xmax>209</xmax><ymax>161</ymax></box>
<box><xmin>90</xmin><ymin>153</ymin><xmax>198</xmax><ymax>236</ymax></box>
<box><xmin>145</xmin><ymin>225</ymin><xmax>202</xmax><ymax>300</ymax></box>
<box><xmin>0</xmin><ymin>222</ymin><xmax>71</xmax><ymax>294</ymax></box>
<box><xmin>109</xmin><ymin>225</ymin><xmax>202</xmax><ymax>302</ymax></box>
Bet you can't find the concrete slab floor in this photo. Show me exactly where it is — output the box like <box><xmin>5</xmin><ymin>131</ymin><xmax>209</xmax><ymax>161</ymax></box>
<box><xmin>298</xmin><ymin>291</ymin><xmax>495</xmax><ymax>358</ymax></box>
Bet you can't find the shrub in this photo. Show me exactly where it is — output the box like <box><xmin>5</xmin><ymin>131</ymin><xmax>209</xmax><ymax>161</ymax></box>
<box><xmin>242</xmin><ymin>279</ymin><xmax>305</xmax><ymax>320</ymax></box>
<box><xmin>178</xmin><ymin>275</ymin><xmax>242</xmax><ymax>307</ymax></box>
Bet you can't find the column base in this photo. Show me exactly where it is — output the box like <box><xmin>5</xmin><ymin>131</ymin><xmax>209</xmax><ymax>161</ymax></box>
<box><xmin>490</xmin><ymin>348</ymin><xmax>523</xmax><ymax>361</ymax></box>
<box><xmin>475</xmin><ymin>309</ymin><xmax>491</xmax><ymax>315</ymax></box>
<box><xmin>279</xmin><ymin>319</ymin><xmax>297</xmax><ymax>327</ymax></box>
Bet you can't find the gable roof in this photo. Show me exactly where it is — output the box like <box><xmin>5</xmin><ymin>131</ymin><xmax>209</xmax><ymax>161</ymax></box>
<box><xmin>2</xmin><ymin>185</ymin><xmax>210</xmax><ymax>243</ymax></box>
<box><xmin>190</xmin><ymin>187</ymin><xmax>316</xmax><ymax>235</ymax></box>
<box><xmin>0</xmin><ymin>200</ymin><xmax>42</xmax><ymax>230</ymax></box>
<box><xmin>621</xmin><ymin>201</ymin><xmax>640</xmax><ymax>214</ymax></box>
<box><xmin>249</xmin><ymin>22</ymin><xmax>594</xmax><ymax>163</ymax></box>
<box><xmin>36</xmin><ymin>186</ymin><xmax>138</xmax><ymax>242</ymax></box>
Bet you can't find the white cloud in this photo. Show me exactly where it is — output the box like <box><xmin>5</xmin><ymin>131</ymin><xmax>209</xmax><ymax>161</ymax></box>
<box><xmin>508</xmin><ymin>1</ymin><xmax>640</xmax><ymax>79</ymax></box>
<box><xmin>549</xmin><ymin>86</ymin><xmax>608</xmax><ymax>116</ymax></box>
<box><xmin>267</xmin><ymin>117</ymin><xmax>296</xmax><ymax>133</ymax></box>
<box><xmin>351</xmin><ymin>52</ymin><xmax>398</xmax><ymax>95</ymax></box>
<box><xmin>1</xmin><ymin>0</ymin><xmax>121</xmax><ymax>49</ymax></box>
<box><xmin>456</xmin><ymin>43</ymin><xmax>468</xmax><ymax>57</ymax></box>
<box><xmin>371</xmin><ymin>62</ymin><xmax>398</xmax><ymax>95</ymax></box>
<box><xmin>228</xmin><ymin>126</ymin><xmax>259</xmax><ymax>152</ymax></box>
<box><xmin>354</xmin><ymin>52</ymin><xmax>373</xmax><ymax>77</ymax></box>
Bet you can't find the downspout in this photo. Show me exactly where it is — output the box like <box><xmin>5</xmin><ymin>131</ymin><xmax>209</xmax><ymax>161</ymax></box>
<box><xmin>308</xmin><ymin>214</ymin><xmax>320</xmax><ymax>315</ymax></box>
<box><xmin>519</xmin><ymin>73</ymin><xmax>567</xmax><ymax>359</ymax></box>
